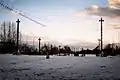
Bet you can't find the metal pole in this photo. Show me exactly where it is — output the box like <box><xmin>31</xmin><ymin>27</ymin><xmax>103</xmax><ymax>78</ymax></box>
<box><xmin>99</xmin><ymin>18</ymin><xmax>104</xmax><ymax>54</ymax></box>
<box><xmin>101</xmin><ymin>21</ymin><xmax>103</xmax><ymax>52</ymax></box>
<box><xmin>16</xmin><ymin>19</ymin><xmax>20</xmax><ymax>54</ymax></box>
<box><xmin>38</xmin><ymin>38</ymin><xmax>41</xmax><ymax>54</ymax></box>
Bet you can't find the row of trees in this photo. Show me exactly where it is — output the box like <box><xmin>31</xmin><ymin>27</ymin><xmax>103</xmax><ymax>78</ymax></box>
<box><xmin>0</xmin><ymin>22</ymin><xmax>17</xmax><ymax>42</ymax></box>
<box><xmin>19</xmin><ymin>41</ymin><xmax>120</xmax><ymax>56</ymax></box>
<box><xmin>0</xmin><ymin>21</ymin><xmax>72</xmax><ymax>55</ymax></box>
<box><xmin>73</xmin><ymin>43</ymin><xmax>120</xmax><ymax>57</ymax></box>
<box><xmin>40</xmin><ymin>44</ymin><xmax>71</xmax><ymax>55</ymax></box>
<box><xmin>1</xmin><ymin>21</ymin><xmax>120</xmax><ymax>56</ymax></box>
<box><xmin>0</xmin><ymin>21</ymin><xmax>28</xmax><ymax>54</ymax></box>
<box><xmin>0</xmin><ymin>22</ymin><xmax>17</xmax><ymax>53</ymax></box>
<box><xmin>103</xmin><ymin>43</ymin><xmax>120</xmax><ymax>56</ymax></box>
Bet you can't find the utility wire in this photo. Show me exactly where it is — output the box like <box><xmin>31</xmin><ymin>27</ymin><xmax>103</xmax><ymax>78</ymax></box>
<box><xmin>0</xmin><ymin>0</ymin><xmax>46</xmax><ymax>27</ymax></box>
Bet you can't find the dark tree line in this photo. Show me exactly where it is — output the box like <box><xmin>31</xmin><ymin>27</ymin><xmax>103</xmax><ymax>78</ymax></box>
<box><xmin>103</xmin><ymin>43</ymin><xmax>120</xmax><ymax>56</ymax></box>
<box><xmin>0</xmin><ymin>21</ymin><xmax>34</xmax><ymax>54</ymax></box>
<box><xmin>0</xmin><ymin>21</ymin><xmax>72</xmax><ymax>55</ymax></box>
<box><xmin>0</xmin><ymin>21</ymin><xmax>17</xmax><ymax>42</ymax></box>
<box><xmin>1</xmin><ymin>21</ymin><xmax>120</xmax><ymax>56</ymax></box>
<box><xmin>73</xmin><ymin>43</ymin><xmax>120</xmax><ymax>57</ymax></box>
<box><xmin>0</xmin><ymin>21</ymin><xmax>17</xmax><ymax>53</ymax></box>
<box><xmin>40</xmin><ymin>44</ymin><xmax>71</xmax><ymax>56</ymax></box>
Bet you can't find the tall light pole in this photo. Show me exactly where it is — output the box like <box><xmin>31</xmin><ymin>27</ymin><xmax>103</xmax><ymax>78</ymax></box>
<box><xmin>38</xmin><ymin>38</ymin><xmax>41</xmax><ymax>54</ymax></box>
<box><xmin>16</xmin><ymin>19</ymin><xmax>20</xmax><ymax>54</ymax></box>
<box><xmin>99</xmin><ymin>18</ymin><xmax>104</xmax><ymax>54</ymax></box>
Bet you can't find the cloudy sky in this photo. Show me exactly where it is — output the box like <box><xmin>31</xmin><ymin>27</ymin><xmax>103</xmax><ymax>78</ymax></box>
<box><xmin>0</xmin><ymin>0</ymin><xmax>120</xmax><ymax>44</ymax></box>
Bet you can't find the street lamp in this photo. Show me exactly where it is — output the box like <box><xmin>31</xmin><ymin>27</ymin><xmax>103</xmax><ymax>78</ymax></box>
<box><xmin>38</xmin><ymin>38</ymin><xmax>41</xmax><ymax>54</ymax></box>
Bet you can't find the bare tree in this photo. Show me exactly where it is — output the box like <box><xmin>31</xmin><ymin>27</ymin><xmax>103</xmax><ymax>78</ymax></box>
<box><xmin>0</xmin><ymin>21</ymin><xmax>6</xmax><ymax>41</ymax></box>
<box><xmin>0</xmin><ymin>21</ymin><xmax>18</xmax><ymax>42</ymax></box>
<box><xmin>8</xmin><ymin>22</ymin><xmax>11</xmax><ymax>41</ymax></box>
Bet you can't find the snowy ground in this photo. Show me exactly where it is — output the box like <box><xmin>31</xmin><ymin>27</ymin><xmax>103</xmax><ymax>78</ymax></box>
<box><xmin>0</xmin><ymin>54</ymin><xmax>120</xmax><ymax>80</ymax></box>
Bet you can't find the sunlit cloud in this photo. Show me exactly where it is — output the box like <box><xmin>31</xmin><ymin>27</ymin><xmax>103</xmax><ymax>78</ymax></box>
<box><xmin>76</xmin><ymin>0</ymin><xmax>120</xmax><ymax>20</ymax></box>
<box><xmin>108</xmin><ymin>0</ymin><xmax>120</xmax><ymax>8</ymax></box>
<box><xmin>76</xmin><ymin>6</ymin><xmax>120</xmax><ymax>19</ymax></box>
<box><xmin>108</xmin><ymin>0</ymin><xmax>120</xmax><ymax>5</ymax></box>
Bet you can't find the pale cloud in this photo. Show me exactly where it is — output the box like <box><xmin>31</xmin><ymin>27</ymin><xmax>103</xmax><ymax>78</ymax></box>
<box><xmin>76</xmin><ymin>0</ymin><xmax>120</xmax><ymax>19</ymax></box>
<box><xmin>108</xmin><ymin>0</ymin><xmax>120</xmax><ymax>8</ymax></box>
<box><xmin>108</xmin><ymin>0</ymin><xmax>120</xmax><ymax>5</ymax></box>
<box><xmin>85</xmin><ymin>6</ymin><xmax>120</xmax><ymax>19</ymax></box>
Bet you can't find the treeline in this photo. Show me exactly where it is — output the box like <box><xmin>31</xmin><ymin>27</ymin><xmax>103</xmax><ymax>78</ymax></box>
<box><xmin>0</xmin><ymin>21</ymin><xmax>35</xmax><ymax>54</ymax></box>
<box><xmin>0</xmin><ymin>21</ymin><xmax>120</xmax><ymax>56</ymax></box>
<box><xmin>0</xmin><ymin>21</ymin><xmax>17</xmax><ymax>53</ymax></box>
<box><xmin>0</xmin><ymin>21</ymin><xmax>72</xmax><ymax>55</ymax></box>
<box><xmin>19</xmin><ymin>43</ymin><xmax>72</xmax><ymax>56</ymax></box>
<box><xmin>103</xmin><ymin>43</ymin><xmax>120</xmax><ymax>56</ymax></box>
<box><xmin>40</xmin><ymin>44</ymin><xmax>71</xmax><ymax>55</ymax></box>
<box><xmin>73</xmin><ymin>44</ymin><xmax>120</xmax><ymax>57</ymax></box>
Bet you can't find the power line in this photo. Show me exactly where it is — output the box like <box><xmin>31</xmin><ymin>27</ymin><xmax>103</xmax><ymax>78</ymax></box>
<box><xmin>0</xmin><ymin>0</ymin><xmax>46</xmax><ymax>27</ymax></box>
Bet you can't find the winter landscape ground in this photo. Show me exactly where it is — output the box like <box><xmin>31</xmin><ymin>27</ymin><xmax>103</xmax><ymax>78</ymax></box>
<box><xmin>0</xmin><ymin>54</ymin><xmax>120</xmax><ymax>80</ymax></box>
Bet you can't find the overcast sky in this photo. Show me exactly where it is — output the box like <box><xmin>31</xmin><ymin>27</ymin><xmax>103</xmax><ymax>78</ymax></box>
<box><xmin>0</xmin><ymin>0</ymin><xmax>120</xmax><ymax>44</ymax></box>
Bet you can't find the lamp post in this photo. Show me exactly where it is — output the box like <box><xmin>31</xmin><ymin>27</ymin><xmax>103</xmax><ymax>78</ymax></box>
<box><xmin>99</xmin><ymin>17</ymin><xmax>104</xmax><ymax>56</ymax></box>
<box><xmin>38</xmin><ymin>38</ymin><xmax>41</xmax><ymax>54</ymax></box>
<box><xmin>16</xmin><ymin>19</ymin><xmax>20</xmax><ymax>54</ymax></box>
